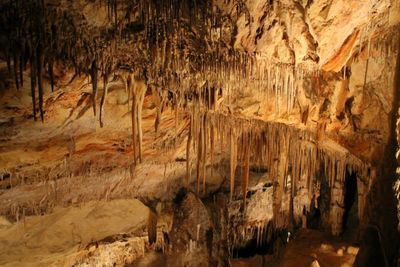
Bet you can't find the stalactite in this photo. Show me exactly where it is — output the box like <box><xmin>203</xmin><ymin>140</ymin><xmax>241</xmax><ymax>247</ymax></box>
<box><xmin>131</xmin><ymin>75</ymin><xmax>137</xmax><ymax>164</ymax></box>
<box><xmin>99</xmin><ymin>73</ymin><xmax>109</xmax><ymax>128</ymax></box>
<box><xmin>151</xmin><ymin>87</ymin><xmax>162</xmax><ymax>134</ymax></box>
<box><xmin>174</xmin><ymin>95</ymin><xmax>179</xmax><ymax>148</ymax></box>
<box><xmin>48</xmin><ymin>60</ymin><xmax>54</xmax><ymax>92</ymax></box>
<box><xmin>113</xmin><ymin>0</ymin><xmax>117</xmax><ymax>28</ymax></box>
<box><xmin>36</xmin><ymin>45</ymin><xmax>44</xmax><ymax>122</ymax></box>
<box><xmin>202</xmin><ymin>113</ymin><xmax>208</xmax><ymax>194</ymax></box>
<box><xmin>196</xmin><ymin>114</ymin><xmax>203</xmax><ymax>195</ymax></box>
<box><xmin>124</xmin><ymin>72</ymin><xmax>131</xmax><ymax>110</ymax></box>
<box><xmin>186</xmin><ymin>115</ymin><xmax>192</xmax><ymax>184</ymax></box>
<box><xmin>242</xmin><ymin>132</ymin><xmax>250</xmax><ymax>210</ymax></box>
<box><xmin>19</xmin><ymin>53</ymin><xmax>24</xmax><ymax>87</ymax></box>
<box><xmin>210</xmin><ymin>121</ymin><xmax>215</xmax><ymax>186</ymax></box>
<box><xmin>131</xmin><ymin>76</ymin><xmax>147</xmax><ymax>163</ymax></box>
<box><xmin>90</xmin><ymin>60</ymin><xmax>98</xmax><ymax>116</ymax></box>
<box><xmin>30</xmin><ymin>54</ymin><xmax>37</xmax><ymax>121</ymax></box>
<box><xmin>230</xmin><ymin>128</ymin><xmax>237</xmax><ymax>201</ymax></box>
<box><xmin>136</xmin><ymin>81</ymin><xmax>146</xmax><ymax>163</ymax></box>
<box><xmin>13</xmin><ymin>53</ymin><xmax>19</xmax><ymax>90</ymax></box>
<box><xmin>6</xmin><ymin>52</ymin><xmax>11</xmax><ymax>74</ymax></box>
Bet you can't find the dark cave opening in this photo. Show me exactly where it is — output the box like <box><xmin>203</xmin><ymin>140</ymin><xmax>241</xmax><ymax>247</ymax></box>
<box><xmin>307</xmin><ymin>200</ymin><xmax>321</xmax><ymax>230</ymax></box>
<box><xmin>231</xmin><ymin>225</ymin><xmax>288</xmax><ymax>259</ymax></box>
<box><xmin>232</xmin><ymin>238</ymin><xmax>271</xmax><ymax>258</ymax></box>
<box><xmin>307</xmin><ymin>169</ymin><xmax>331</xmax><ymax>231</ymax></box>
<box><xmin>342</xmin><ymin>171</ymin><xmax>359</xmax><ymax>235</ymax></box>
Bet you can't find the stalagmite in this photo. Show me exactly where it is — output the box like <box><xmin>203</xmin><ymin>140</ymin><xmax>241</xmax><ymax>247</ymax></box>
<box><xmin>148</xmin><ymin>210</ymin><xmax>157</xmax><ymax>244</ymax></box>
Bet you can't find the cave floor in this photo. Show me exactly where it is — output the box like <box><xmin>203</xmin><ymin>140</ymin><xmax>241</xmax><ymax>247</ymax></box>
<box><xmin>230</xmin><ymin>229</ymin><xmax>359</xmax><ymax>267</ymax></box>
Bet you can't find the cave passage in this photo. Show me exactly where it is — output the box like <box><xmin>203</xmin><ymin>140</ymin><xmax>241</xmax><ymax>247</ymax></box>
<box><xmin>342</xmin><ymin>171</ymin><xmax>359</xmax><ymax>236</ymax></box>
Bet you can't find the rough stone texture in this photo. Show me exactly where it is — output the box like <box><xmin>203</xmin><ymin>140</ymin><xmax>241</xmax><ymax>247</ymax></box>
<box><xmin>0</xmin><ymin>199</ymin><xmax>150</xmax><ymax>266</ymax></box>
<box><xmin>169</xmin><ymin>190</ymin><xmax>215</xmax><ymax>266</ymax></box>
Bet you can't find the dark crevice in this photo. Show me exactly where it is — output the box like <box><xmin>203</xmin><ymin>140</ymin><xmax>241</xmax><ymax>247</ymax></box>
<box><xmin>232</xmin><ymin>225</ymin><xmax>288</xmax><ymax>259</ymax></box>
<box><xmin>342</xmin><ymin>171</ymin><xmax>359</xmax><ymax>239</ymax></box>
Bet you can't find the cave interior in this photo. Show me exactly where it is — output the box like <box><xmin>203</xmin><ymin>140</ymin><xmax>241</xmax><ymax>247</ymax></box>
<box><xmin>0</xmin><ymin>0</ymin><xmax>399</xmax><ymax>266</ymax></box>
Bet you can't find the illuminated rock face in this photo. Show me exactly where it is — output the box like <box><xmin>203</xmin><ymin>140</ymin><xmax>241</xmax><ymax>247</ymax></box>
<box><xmin>0</xmin><ymin>0</ymin><xmax>399</xmax><ymax>266</ymax></box>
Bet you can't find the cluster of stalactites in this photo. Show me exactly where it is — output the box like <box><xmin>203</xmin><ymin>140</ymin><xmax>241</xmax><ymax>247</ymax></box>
<box><xmin>353</xmin><ymin>6</ymin><xmax>400</xmax><ymax>61</ymax></box>
<box><xmin>0</xmin><ymin>0</ymin><xmax>118</xmax><ymax>122</ymax></box>
<box><xmin>148</xmin><ymin>53</ymin><xmax>307</xmax><ymax>125</ymax></box>
<box><xmin>227</xmin><ymin>221</ymin><xmax>277</xmax><ymax>256</ymax></box>
<box><xmin>349</xmin><ymin>11</ymin><xmax>400</xmax><ymax>86</ymax></box>
<box><xmin>186</xmin><ymin>111</ymin><xmax>370</xmax><ymax>204</ymax></box>
<box><xmin>189</xmin><ymin>110</ymin><xmax>372</xmax><ymax>246</ymax></box>
<box><xmin>0</xmin><ymin>0</ymin><xmax>314</xmax><ymax>128</ymax></box>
